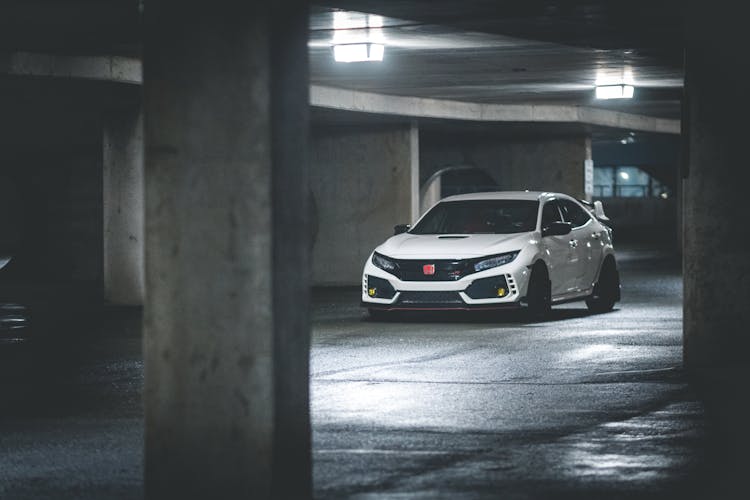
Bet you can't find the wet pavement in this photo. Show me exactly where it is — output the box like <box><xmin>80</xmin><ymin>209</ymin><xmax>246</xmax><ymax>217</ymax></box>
<box><xmin>0</xmin><ymin>248</ymin><xmax>721</xmax><ymax>499</ymax></box>
<box><xmin>311</xmin><ymin>249</ymin><xmax>711</xmax><ymax>499</ymax></box>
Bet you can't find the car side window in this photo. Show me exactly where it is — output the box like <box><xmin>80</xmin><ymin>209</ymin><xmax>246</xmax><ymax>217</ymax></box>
<box><xmin>559</xmin><ymin>200</ymin><xmax>591</xmax><ymax>228</ymax></box>
<box><xmin>541</xmin><ymin>201</ymin><xmax>562</xmax><ymax>229</ymax></box>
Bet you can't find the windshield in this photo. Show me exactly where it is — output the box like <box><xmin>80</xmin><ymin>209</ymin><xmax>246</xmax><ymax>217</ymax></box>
<box><xmin>410</xmin><ymin>200</ymin><xmax>539</xmax><ymax>235</ymax></box>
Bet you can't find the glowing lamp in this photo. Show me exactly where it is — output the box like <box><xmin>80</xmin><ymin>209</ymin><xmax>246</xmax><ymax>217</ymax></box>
<box><xmin>595</xmin><ymin>84</ymin><xmax>634</xmax><ymax>100</ymax></box>
<box><xmin>333</xmin><ymin>43</ymin><xmax>384</xmax><ymax>63</ymax></box>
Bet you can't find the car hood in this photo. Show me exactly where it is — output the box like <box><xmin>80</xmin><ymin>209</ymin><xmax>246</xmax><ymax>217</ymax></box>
<box><xmin>375</xmin><ymin>232</ymin><xmax>534</xmax><ymax>260</ymax></box>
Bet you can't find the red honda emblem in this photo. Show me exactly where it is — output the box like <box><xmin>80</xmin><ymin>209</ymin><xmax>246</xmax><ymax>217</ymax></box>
<box><xmin>423</xmin><ymin>264</ymin><xmax>436</xmax><ymax>275</ymax></box>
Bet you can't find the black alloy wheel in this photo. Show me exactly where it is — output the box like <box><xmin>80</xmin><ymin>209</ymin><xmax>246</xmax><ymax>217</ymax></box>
<box><xmin>586</xmin><ymin>258</ymin><xmax>619</xmax><ymax>313</ymax></box>
<box><xmin>524</xmin><ymin>263</ymin><xmax>551</xmax><ymax>321</ymax></box>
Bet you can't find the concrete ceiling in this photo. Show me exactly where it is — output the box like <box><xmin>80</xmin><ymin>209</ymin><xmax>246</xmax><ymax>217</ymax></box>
<box><xmin>310</xmin><ymin>2</ymin><xmax>684</xmax><ymax>119</ymax></box>
<box><xmin>0</xmin><ymin>1</ymin><xmax>141</xmax><ymax>56</ymax></box>
<box><xmin>318</xmin><ymin>1</ymin><xmax>685</xmax><ymax>54</ymax></box>
<box><xmin>1</xmin><ymin>1</ymin><xmax>685</xmax><ymax>124</ymax></box>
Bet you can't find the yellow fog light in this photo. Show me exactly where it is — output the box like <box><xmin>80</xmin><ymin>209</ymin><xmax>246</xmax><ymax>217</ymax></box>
<box><xmin>497</xmin><ymin>287</ymin><xmax>507</xmax><ymax>297</ymax></box>
<box><xmin>368</xmin><ymin>288</ymin><xmax>377</xmax><ymax>297</ymax></box>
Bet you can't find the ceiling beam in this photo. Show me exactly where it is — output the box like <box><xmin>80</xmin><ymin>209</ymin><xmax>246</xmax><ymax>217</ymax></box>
<box><xmin>1</xmin><ymin>51</ymin><xmax>141</xmax><ymax>85</ymax></box>
<box><xmin>310</xmin><ymin>85</ymin><xmax>680</xmax><ymax>134</ymax></box>
<box><xmin>0</xmin><ymin>52</ymin><xmax>679</xmax><ymax>134</ymax></box>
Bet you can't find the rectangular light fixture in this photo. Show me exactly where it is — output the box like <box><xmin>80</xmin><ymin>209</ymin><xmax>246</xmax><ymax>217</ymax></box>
<box><xmin>333</xmin><ymin>43</ymin><xmax>384</xmax><ymax>63</ymax></box>
<box><xmin>595</xmin><ymin>84</ymin><xmax>635</xmax><ymax>99</ymax></box>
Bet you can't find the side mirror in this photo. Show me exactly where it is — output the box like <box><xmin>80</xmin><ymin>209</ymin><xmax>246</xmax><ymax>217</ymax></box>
<box><xmin>542</xmin><ymin>221</ymin><xmax>572</xmax><ymax>237</ymax></box>
<box><xmin>394</xmin><ymin>224</ymin><xmax>410</xmax><ymax>235</ymax></box>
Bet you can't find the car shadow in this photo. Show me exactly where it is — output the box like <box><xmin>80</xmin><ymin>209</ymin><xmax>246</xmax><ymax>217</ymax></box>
<box><xmin>364</xmin><ymin>307</ymin><xmax>620</xmax><ymax>325</ymax></box>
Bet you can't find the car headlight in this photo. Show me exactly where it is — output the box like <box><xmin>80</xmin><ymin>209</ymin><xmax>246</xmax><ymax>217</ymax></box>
<box><xmin>473</xmin><ymin>251</ymin><xmax>520</xmax><ymax>272</ymax></box>
<box><xmin>372</xmin><ymin>252</ymin><xmax>398</xmax><ymax>274</ymax></box>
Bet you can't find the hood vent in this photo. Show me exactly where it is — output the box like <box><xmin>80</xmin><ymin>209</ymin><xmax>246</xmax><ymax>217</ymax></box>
<box><xmin>437</xmin><ymin>235</ymin><xmax>469</xmax><ymax>239</ymax></box>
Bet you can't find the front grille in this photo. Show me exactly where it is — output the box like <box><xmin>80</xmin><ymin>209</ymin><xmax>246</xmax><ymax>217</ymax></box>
<box><xmin>392</xmin><ymin>259</ymin><xmax>475</xmax><ymax>281</ymax></box>
<box><xmin>398</xmin><ymin>291</ymin><xmax>464</xmax><ymax>305</ymax></box>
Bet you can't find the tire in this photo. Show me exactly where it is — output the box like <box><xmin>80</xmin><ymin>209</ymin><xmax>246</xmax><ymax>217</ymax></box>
<box><xmin>524</xmin><ymin>263</ymin><xmax>551</xmax><ymax>321</ymax></box>
<box><xmin>586</xmin><ymin>258</ymin><xmax>620</xmax><ymax>313</ymax></box>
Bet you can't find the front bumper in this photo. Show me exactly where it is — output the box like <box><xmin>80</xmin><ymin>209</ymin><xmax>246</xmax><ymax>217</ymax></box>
<box><xmin>361</xmin><ymin>256</ymin><xmax>531</xmax><ymax>311</ymax></box>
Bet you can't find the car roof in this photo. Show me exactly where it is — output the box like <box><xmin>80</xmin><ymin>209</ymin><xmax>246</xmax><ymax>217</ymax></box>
<box><xmin>440</xmin><ymin>191</ymin><xmax>560</xmax><ymax>202</ymax></box>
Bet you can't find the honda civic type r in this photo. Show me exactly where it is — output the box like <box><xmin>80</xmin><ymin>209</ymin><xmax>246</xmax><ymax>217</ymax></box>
<box><xmin>361</xmin><ymin>191</ymin><xmax>620</xmax><ymax>319</ymax></box>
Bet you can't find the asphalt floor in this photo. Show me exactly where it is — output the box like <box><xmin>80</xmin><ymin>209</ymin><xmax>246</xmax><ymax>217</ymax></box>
<box><xmin>0</xmin><ymin>247</ymin><xmax>732</xmax><ymax>499</ymax></box>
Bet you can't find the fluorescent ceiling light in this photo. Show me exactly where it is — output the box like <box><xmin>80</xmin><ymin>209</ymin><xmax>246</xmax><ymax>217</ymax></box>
<box><xmin>595</xmin><ymin>67</ymin><xmax>634</xmax><ymax>87</ymax></box>
<box><xmin>331</xmin><ymin>11</ymin><xmax>385</xmax><ymax>62</ymax></box>
<box><xmin>333</xmin><ymin>43</ymin><xmax>384</xmax><ymax>63</ymax></box>
<box><xmin>595</xmin><ymin>84</ymin><xmax>635</xmax><ymax>99</ymax></box>
<box><xmin>332</xmin><ymin>11</ymin><xmax>385</xmax><ymax>44</ymax></box>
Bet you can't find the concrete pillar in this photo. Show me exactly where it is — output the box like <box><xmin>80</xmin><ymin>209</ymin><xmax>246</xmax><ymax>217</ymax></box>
<box><xmin>583</xmin><ymin>136</ymin><xmax>593</xmax><ymax>202</ymax></box>
<box><xmin>675</xmin><ymin>171</ymin><xmax>683</xmax><ymax>255</ymax></box>
<box><xmin>269</xmin><ymin>3</ymin><xmax>311</xmax><ymax>497</ymax></box>
<box><xmin>310</xmin><ymin>124</ymin><xmax>414</xmax><ymax>285</ymax></box>
<box><xmin>419</xmin><ymin>172</ymin><xmax>442</xmax><ymax>215</ymax></box>
<box><xmin>143</xmin><ymin>1</ymin><xmax>310</xmax><ymax>498</ymax></box>
<box><xmin>683</xmin><ymin>14</ymin><xmax>750</xmax><ymax>371</ymax></box>
<box><xmin>410</xmin><ymin>120</ymin><xmax>420</xmax><ymax>221</ymax></box>
<box><xmin>103</xmin><ymin>104</ymin><xmax>144</xmax><ymax>305</ymax></box>
<box><xmin>683</xmin><ymin>1</ymin><xmax>750</xmax><ymax>493</ymax></box>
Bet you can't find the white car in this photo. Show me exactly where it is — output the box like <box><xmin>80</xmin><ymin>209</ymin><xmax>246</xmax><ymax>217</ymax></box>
<box><xmin>361</xmin><ymin>191</ymin><xmax>620</xmax><ymax>319</ymax></box>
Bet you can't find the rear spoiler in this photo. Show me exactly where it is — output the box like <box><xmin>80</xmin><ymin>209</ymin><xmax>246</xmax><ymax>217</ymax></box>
<box><xmin>579</xmin><ymin>199</ymin><xmax>610</xmax><ymax>221</ymax></box>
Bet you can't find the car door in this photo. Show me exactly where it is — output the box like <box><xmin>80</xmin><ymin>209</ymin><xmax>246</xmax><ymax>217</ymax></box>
<box><xmin>559</xmin><ymin>199</ymin><xmax>598</xmax><ymax>291</ymax></box>
<box><xmin>540</xmin><ymin>200</ymin><xmax>576</xmax><ymax>296</ymax></box>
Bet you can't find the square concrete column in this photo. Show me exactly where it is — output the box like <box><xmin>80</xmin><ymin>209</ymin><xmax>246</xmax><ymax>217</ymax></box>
<box><xmin>683</xmin><ymin>2</ymin><xmax>750</xmax><ymax>493</ymax></box>
<box><xmin>143</xmin><ymin>1</ymin><xmax>310</xmax><ymax>498</ymax></box>
<box><xmin>683</xmin><ymin>12</ymin><xmax>750</xmax><ymax>371</ymax></box>
<box><xmin>410</xmin><ymin>120</ymin><xmax>421</xmax><ymax>222</ymax></box>
<box><xmin>103</xmin><ymin>102</ymin><xmax>144</xmax><ymax>305</ymax></box>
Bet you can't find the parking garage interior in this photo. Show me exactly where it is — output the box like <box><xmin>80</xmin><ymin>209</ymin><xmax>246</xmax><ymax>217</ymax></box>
<box><xmin>1</xmin><ymin>1</ymin><xmax>748</xmax><ymax>499</ymax></box>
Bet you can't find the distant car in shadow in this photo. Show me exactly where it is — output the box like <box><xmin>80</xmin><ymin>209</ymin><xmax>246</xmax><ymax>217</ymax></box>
<box><xmin>362</xmin><ymin>191</ymin><xmax>620</xmax><ymax>320</ymax></box>
<box><xmin>0</xmin><ymin>255</ymin><xmax>100</xmax><ymax>343</ymax></box>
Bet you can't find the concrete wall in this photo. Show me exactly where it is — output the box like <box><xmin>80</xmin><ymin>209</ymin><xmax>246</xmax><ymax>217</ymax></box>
<box><xmin>597</xmin><ymin>197</ymin><xmax>677</xmax><ymax>246</ymax></box>
<box><xmin>0</xmin><ymin>148</ymin><xmax>103</xmax><ymax>286</ymax></box>
<box><xmin>310</xmin><ymin>125</ymin><xmax>413</xmax><ymax>285</ymax></box>
<box><xmin>420</xmin><ymin>132</ymin><xmax>588</xmax><ymax>201</ymax></box>
<box><xmin>592</xmin><ymin>136</ymin><xmax>681</xmax><ymax>249</ymax></box>
<box><xmin>0</xmin><ymin>79</ymin><xmax>113</xmax><ymax>290</ymax></box>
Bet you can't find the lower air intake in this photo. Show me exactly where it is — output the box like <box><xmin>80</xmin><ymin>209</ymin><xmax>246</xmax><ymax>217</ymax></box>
<box><xmin>398</xmin><ymin>291</ymin><xmax>463</xmax><ymax>305</ymax></box>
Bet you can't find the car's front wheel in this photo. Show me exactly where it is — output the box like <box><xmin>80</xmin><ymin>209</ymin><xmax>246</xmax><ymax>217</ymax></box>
<box><xmin>524</xmin><ymin>262</ymin><xmax>551</xmax><ymax>321</ymax></box>
<box><xmin>586</xmin><ymin>257</ymin><xmax>620</xmax><ymax>313</ymax></box>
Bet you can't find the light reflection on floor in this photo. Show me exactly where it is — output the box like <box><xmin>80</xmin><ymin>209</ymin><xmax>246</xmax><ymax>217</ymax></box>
<box><xmin>557</xmin><ymin>402</ymin><xmax>703</xmax><ymax>483</ymax></box>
